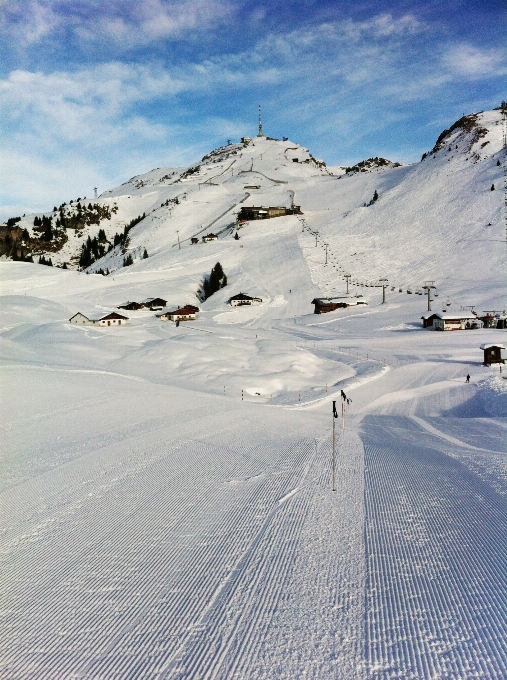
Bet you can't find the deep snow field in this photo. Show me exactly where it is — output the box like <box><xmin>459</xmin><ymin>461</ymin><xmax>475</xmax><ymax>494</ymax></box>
<box><xmin>1</xmin><ymin>109</ymin><xmax>506</xmax><ymax>678</ymax></box>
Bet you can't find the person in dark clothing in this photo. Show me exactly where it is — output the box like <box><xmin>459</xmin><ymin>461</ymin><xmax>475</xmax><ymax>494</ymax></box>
<box><xmin>466</xmin><ymin>374</ymin><xmax>470</xmax><ymax>383</ymax></box>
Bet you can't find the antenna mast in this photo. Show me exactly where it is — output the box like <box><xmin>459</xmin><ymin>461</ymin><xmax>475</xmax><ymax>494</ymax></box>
<box><xmin>257</xmin><ymin>104</ymin><xmax>264</xmax><ymax>137</ymax></box>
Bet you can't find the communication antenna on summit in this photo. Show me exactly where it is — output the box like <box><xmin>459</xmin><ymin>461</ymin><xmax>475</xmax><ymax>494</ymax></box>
<box><xmin>93</xmin><ymin>187</ymin><xmax>98</xmax><ymax>200</ymax></box>
<box><xmin>257</xmin><ymin>104</ymin><xmax>264</xmax><ymax>137</ymax></box>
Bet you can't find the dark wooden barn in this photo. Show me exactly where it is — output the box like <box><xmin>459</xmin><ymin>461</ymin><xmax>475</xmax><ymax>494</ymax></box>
<box><xmin>480</xmin><ymin>343</ymin><xmax>505</xmax><ymax>365</ymax></box>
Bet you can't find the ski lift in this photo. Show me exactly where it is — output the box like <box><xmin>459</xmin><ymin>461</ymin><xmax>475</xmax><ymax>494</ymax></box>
<box><xmin>434</xmin><ymin>292</ymin><xmax>439</xmax><ymax>297</ymax></box>
<box><xmin>407</xmin><ymin>288</ymin><xmax>412</xmax><ymax>294</ymax></box>
<box><xmin>391</xmin><ymin>286</ymin><xmax>395</xmax><ymax>291</ymax></box>
<box><xmin>446</xmin><ymin>299</ymin><xmax>451</xmax><ymax>306</ymax></box>
<box><xmin>399</xmin><ymin>287</ymin><xmax>402</xmax><ymax>293</ymax></box>
<box><xmin>416</xmin><ymin>289</ymin><xmax>422</xmax><ymax>295</ymax></box>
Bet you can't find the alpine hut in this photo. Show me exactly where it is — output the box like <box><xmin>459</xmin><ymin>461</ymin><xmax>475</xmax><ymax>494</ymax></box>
<box><xmin>229</xmin><ymin>293</ymin><xmax>262</xmax><ymax>306</ymax></box>
<box><xmin>96</xmin><ymin>312</ymin><xmax>128</xmax><ymax>326</ymax></box>
<box><xmin>158</xmin><ymin>305</ymin><xmax>199</xmax><ymax>322</ymax></box>
<box><xmin>69</xmin><ymin>313</ymin><xmax>95</xmax><ymax>325</ymax></box>
<box><xmin>118</xmin><ymin>301</ymin><xmax>142</xmax><ymax>310</ymax></box>
<box><xmin>480</xmin><ymin>343</ymin><xmax>505</xmax><ymax>365</ymax></box>
<box><xmin>432</xmin><ymin>312</ymin><xmax>480</xmax><ymax>331</ymax></box>
<box><xmin>311</xmin><ymin>297</ymin><xmax>367</xmax><ymax>314</ymax></box>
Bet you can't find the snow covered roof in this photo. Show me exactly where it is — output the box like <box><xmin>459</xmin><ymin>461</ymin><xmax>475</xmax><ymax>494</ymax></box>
<box><xmin>229</xmin><ymin>293</ymin><xmax>261</xmax><ymax>301</ymax></box>
<box><xmin>435</xmin><ymin>312</ymin><xmax>477</xmax><ymax>320</ymax></box>
<box><xmin>480</xmin><ymin>343</ymin><xmax>505</xmax><ymax>350</ymax></box>
<box><xmin>99</xmin><ymin>312</ymin><xmax>129</xmax><ymax>320</ymax></box>
<box><xmin>312</xmin><ymin>297</ymin><xmax>350</xmax><ymax>304</ymax></box>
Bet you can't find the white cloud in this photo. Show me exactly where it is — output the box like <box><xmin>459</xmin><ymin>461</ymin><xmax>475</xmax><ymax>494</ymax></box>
<box><xmin>1</xmin><ymin>0</ymin><xmax>237</xmax><ymax>49</ymax></box>
<box><xmin>442</xmin><ymin>44</ymin><xmax>506</xmax><ymax>79</ymax></box>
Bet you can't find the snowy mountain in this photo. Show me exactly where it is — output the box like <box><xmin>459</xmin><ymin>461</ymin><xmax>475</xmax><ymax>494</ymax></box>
<box><xmin>2</xmin><ymin>108</ymin><xmax>504</xmax><ymax>308</ymax></box>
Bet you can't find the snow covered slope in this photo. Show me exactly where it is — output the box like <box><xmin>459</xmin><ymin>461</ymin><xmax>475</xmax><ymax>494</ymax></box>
<box><xmin>1</xmin><ymin>108</ymin><xmax>506</xmax><ymax>679</ymax></box>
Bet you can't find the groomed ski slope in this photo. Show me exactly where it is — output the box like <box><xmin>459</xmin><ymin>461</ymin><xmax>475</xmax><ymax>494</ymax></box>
<box><xmin>1</xmin><ymin>108</ymin><xmax>506</xmax><ymax>678</ymax></box>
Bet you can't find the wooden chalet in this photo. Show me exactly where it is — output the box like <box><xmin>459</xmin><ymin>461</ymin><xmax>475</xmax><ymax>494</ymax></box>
<box><xmin>118</xmin><ymin>301</ymin><xmax>142</xmax><ymax>310</ymax></box>
<box><xmin>202</xmin><ymin>233</ymin><xmax>218</xmax><ymax>242</ymax></box>
<box><xmin>312</xmin><ymin>297</ymin><xmax>367</xmax><ymax>314</ymax></box>
<box><xmin>191</xmin><ymin>237</ymin><xmax>199</xmax><ymax>244</ymax></box>
<box><xmin>237</xmin><ymin>205</ymin><xmax>302</xmax><ymax>222</ymax></box>
<box><xmin>158</xmin><ymin>305</ymin><xmax>199</xmax><ymax>322</ymax></box>
<box><xmin>432</xmin><ymin>312</ymin><xmax>479</xmax><ymax>331</ymax></box>
<box><xmin>480</xmin><ymin>343</ymin><xmax>505</xmax><ymax>365</ymax></box>
<box><xmin>229</xmin><ymin>293</ymin><xmax>262</xmax><ymax>306</ymax></box>
<box><xmin>139</xmin><ymin>297</ymin><xmax>167</xmax><ymax>309</ymax></box>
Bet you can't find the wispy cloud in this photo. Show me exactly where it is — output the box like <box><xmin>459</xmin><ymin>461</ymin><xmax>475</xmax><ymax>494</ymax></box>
<box><xmin>1</xmin><ymin>0</ymin><xmax>237</xmax><ymax>49</ymax></box>
<box><xmin>441</xmin><ymin>44</ymin><xmax>506</xmax><ymax>79</ymax></box>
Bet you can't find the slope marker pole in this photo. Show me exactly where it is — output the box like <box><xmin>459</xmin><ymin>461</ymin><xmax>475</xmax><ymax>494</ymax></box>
<box><xmin>332</xmin><ymin>400</ymin><xmax>338</xmax><ymax>491</ymax></box>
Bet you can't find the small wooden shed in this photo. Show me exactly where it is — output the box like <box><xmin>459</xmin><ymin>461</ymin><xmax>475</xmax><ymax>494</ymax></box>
<box><xmin>421</xmin><ymin>313</ymin><xmax>439</xmax><ymax>328</ymax></box>
<box><xmin>480</xmin><ymin>343</ymin><xmax>505</xmax><ymax>365</ymax></box>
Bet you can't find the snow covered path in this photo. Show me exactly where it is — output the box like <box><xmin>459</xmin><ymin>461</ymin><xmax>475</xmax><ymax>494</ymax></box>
<box><xmin>361</xmin><ymin>415</ymin><xmax>507</xmax><ymax>679</ymax></box>
<box><xmin>1</xmin><ymin>368</ymin><xmax>364</xmax><ymax>679</ymax></box>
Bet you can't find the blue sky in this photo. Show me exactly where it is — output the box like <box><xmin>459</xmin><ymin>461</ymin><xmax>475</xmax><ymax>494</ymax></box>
<box><xmin>1</xmin><ymin>0</ymin><xmax>505</xmax><ymax>219</ymax></box>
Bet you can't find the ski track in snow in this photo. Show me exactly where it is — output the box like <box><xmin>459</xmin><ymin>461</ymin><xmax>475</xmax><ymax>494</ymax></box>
<box><xmin>362</xmin><ymin>415</ymin><xmax>507</xmax><ymax>680</ymax></box>
<box><xmin>0</xmin><ymin>392</ymin><xmax>364</xmax><ymax>679</ymax></box>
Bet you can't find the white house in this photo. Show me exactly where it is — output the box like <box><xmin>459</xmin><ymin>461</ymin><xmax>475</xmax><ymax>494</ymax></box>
<box><xmin>229</xmin><ymin>293</ymin><xmax>263</xmax><ymax>306</ymax></box>
<box><xmin>432</xmin><ymin>312</ymin><xmax>479</xmax><ymax>331</ymax></box>
<box><xmin>69</xmin><ymin>313</ymin><xmax>95</xmax><ymax>325</ymax></box>
<box><xmin>202</xmin><ymin>233</ymin><xmax>218</xmax><ymax>242</ymax></box>
<box><xmin>96</xmin><ymin>312</ymin><xmax>128</xmax><ymax>326</ymax></box>
<box><xmin>69</xmin><ymin>312</ymin><xmax>129</xmax><ymax>326</ymax></box>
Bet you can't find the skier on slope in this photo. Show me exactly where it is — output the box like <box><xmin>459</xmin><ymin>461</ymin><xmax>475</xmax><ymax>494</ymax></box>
<box><xmin>466</xmin><ymin>374</ymin><xmax>470</xmax><ymax>383</ymax></box>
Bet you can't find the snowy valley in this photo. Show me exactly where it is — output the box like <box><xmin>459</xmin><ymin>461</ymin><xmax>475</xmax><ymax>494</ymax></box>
<box><xmin>1</xmin><ymin>107</ymin><xmax>506</xmax><ymax>679</ymax></box>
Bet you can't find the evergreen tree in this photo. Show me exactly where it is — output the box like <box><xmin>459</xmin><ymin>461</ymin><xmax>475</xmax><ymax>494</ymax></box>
<box><xmin>234</xmin><ymin>231</ymin><xmax>240</xmax><ymax>240</ymax></box>
<box><xmin>491</xmin><ymin>184</ymin><xmax>495</xmax><ymax>191</ymax></box>
<box><xmin>143</xmin><ymin>248</ymin><xmax>149</xmax><ymax>259</ymax></box>
<box><xmin>373</xmin><ymin>189</ymin><xmax>379</xmax><ymax>202</ymax></box>
<box><xmin>201</xmin><ymin>262</ymin><xmax>227</xmax><ymax>300</ymax></box>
